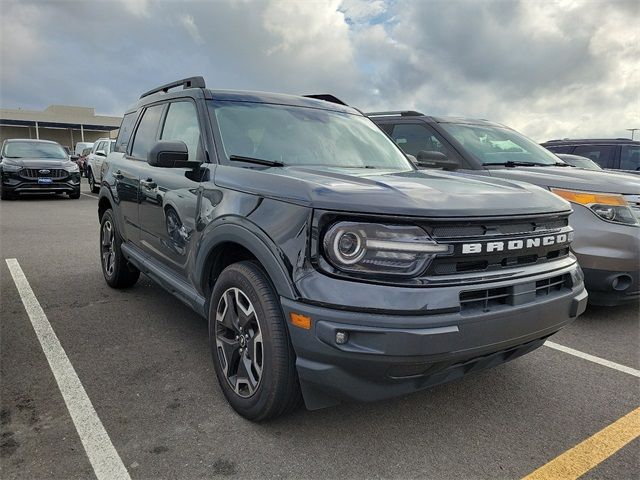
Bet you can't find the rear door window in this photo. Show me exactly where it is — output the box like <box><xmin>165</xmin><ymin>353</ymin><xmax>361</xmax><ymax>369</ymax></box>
<box><xmin>620</xmin><ymin>145</ymin><xmax>640</xmax><ymax>171</ymax></box>
<box><xmin>572</xmin><ymin>145</ymin><xmax>615</xmax><ymax>168</ymax></box>
<box><xmin>130</xmin><ymin>105</ymin><xmax>164</xmax><ymax>160</ymax></box>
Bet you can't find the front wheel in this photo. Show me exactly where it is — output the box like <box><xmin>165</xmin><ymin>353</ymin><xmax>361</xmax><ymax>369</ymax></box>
<box><xmin>100</xmin><ymin>209</ymin><xmax>140</xmax><ymax>288</ymax></box>
<box><xmin>209</xmin><ymin>261</ymin><xmax>301</xmax><ymax>421</ymax></box>
<box><xmin>88</xmin><ymin>170</ymin><xmax>99</xmax><ymax>193</ymax></box>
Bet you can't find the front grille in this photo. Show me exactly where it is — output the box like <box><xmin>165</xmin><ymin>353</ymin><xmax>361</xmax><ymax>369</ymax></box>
<box><xmin>459</xmin><ymin>274</ymin><xmax>569</xmax><ymax>312</ymax></box>
<box><xmin>20</xmin><ymin>168</ymin><xmax>68</xmax><ymax>180</ymax></box>
<box><xmin>422</xmin><ymin>214</ymin><xmax>572</xmax><ymax>277</ymax></box>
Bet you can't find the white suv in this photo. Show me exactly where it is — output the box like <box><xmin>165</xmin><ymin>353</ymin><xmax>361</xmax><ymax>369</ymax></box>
<box><xmin>87</xmin><ymin>138</ymin><xmax>116</xmax><ymax>193</ymax></box>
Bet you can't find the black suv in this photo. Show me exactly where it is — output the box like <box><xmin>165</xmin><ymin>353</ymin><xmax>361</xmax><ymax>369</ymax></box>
<box><xmin>98</xmin><ymin>77</ymin><xmax>586</xmax><ymax>420</ymax></box>
<box><xmin>0</xmin><ymin>139</ymin><xmax>81</xmax><ymax>199</ymax></box>
<box><xmin>541</xmin><ymin>138</ymin><xmax>640</xmax><ymax>174</ymax></box>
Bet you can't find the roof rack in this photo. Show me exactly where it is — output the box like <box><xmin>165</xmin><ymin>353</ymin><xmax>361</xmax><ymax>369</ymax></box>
<box><xmin>139</xmin><ymin>76</ymin><xmax>206</xmax><ymax>99</ymax></box>
<box><xmin>365</xmin><ymin>110</ymin><xmax>424</xmax><ymax>117</ymax></box>
<box><xmin>303</xmin><ymin>94</ymin><xmax>348</xmax><ymax>106</ymax></box>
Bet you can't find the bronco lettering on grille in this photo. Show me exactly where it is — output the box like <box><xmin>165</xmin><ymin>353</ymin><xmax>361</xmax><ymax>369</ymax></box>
<box><xmin>461</xmin><ymin>233</ymin><xmax>571</xmax><ymax>254</ymax></box>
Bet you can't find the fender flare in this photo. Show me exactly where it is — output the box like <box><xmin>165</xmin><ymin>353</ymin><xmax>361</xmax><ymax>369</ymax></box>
<box><xmin>195</xmin><ymin>220</ymin><xmax>297</xmax><ymax>300</ymax></box>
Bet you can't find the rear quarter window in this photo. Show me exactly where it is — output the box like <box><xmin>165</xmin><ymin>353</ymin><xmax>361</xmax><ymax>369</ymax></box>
<box><xmin>115</xmin><ymin>112</ymin><xmax>138</xmax><ymax>153</ymax></box>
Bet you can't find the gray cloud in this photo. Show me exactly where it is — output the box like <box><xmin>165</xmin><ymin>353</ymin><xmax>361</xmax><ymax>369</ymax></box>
<box><xmin>1</xmin><ymin>0</ymin><xmax>638</xmax><ymax>141</ymax></box>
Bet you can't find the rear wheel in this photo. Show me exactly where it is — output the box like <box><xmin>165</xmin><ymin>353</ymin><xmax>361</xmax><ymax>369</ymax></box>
<box><xmin>88</xmin><ymin>170</ymin><xmax>99</xmax><ymax>193</ymax></box>
<box><xmin>209</xmin><ymin>261</ymin><xmax>301</xmax><ymax>421</ymax></box>
<box><xmin>100</xmin><ymin>209</ymin><xmax>140</xmax><ymax>288</ymax></box>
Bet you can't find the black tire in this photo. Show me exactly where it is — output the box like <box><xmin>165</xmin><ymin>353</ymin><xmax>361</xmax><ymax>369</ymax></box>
<box><xmin>88</xmin><ymin>169</ymin><xmax>99</xmax><ymax>193</ymax></box>
<box><xmin>100</xmin><ymin>209</ymin><xmax>140</xmax><ymax>288</ymax></box>
<box><xmin>209</xmin><ymin>261</ymin><xmax>301</xmax><ymax>421</ymax></box>
<box><xmin>1</xmin><ymin>189</ymin><xmax>12</xmax><ymax>200</ymax></box>
<box><xmin>69</xmin><ymin>189</ymin><xmax>80</xmax><ymax>199</ymax></box>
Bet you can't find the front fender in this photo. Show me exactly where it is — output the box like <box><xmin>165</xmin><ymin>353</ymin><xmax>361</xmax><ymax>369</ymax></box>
<box><xmin>195</xmin><ymin>219</ymin><xmax>298</xmax><ymax>301</ymax></box>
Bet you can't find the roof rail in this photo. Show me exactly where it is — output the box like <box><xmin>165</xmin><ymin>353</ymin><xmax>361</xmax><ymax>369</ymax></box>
<box><xmin>139</xmin><ymin>76</ymin><xmax>206</xmax><ymax>99</ymax></box>
<box><xmin>365</xmin><ymin>110</ymin><xmax>424</xmax><ymax>117</ymax></box>
<box><xmin>303</xmin><ymin>94</ymin><xmax>348</xmax><ymax>106</ymax></box>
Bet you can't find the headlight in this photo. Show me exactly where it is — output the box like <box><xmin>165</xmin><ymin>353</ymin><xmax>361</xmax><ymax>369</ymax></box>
<box><xmin>322</xmin><ymin>222</ymin><xmax>451</xmax><ymax>277</ymax></box>
<box><xmin>66</xmin><ymin>163</ymin><xmax>79</xmax><ymax>173</ymax></box>
<box><xmin>551</xmin><ymin>188</ymin><xmax>639</xmax><ymax>226</ymax></box>
<box><xmin>1</xmin><ymin>162</ymin><xmax>21</xmax><ymax>172</ymax></box>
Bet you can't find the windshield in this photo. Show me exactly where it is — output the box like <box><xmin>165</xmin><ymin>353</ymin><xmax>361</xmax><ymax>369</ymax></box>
<box><xmin>3</xmin><ymin>141</ymin><xmax>67</xmax><ymax>160</ymax></box>
<box><xmin>209</xmin><ymin>101</ymin><xmax>413</xmax><ymax>170</ymax></box>
<box><xmin>560</xmin><ymin>155</ymin><xmax>602</xmax><ymax>170</ymax></box>
<box><xmin>440</xmin><ymin>123</ymin><xmax>561</xmax><ymax>166</ymax></box>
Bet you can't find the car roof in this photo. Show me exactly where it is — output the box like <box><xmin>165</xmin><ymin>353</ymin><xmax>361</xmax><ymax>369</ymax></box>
<box><xmin>4</xmin><ymin>138</ymin><xmax>61</xmax><ymax>145</ymax></box>
<box><xmin>542</xmin><ymin>138</ymin><xmax>640</xmax><ymax>145</ymax></box>
<box><xmin>130</xmin><ymin>86</ymin><xmax>360</xmax><ymax>116</ymax></box>
<box><xmin>367</xmin><ymin>112</ymin><xmax>506</xmax><ymax>128</ymax></box>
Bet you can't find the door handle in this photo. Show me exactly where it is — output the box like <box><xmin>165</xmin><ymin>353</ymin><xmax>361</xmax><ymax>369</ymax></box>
<box><xmin>140</xmin><ymin>178</ymin><xmax>157</xmax><ymax>189</ymax></box>
<box><xmin>113</xmin><ymin>170</ymin><xmax>124</xmax><ymax>180</ymax></box>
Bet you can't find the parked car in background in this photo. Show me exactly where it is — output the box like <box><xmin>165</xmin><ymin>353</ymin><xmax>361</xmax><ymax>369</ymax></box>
<box><xmin>541</xmin><ymin>139</ymin><xmax>640</xmax><ymax>174</ymax></box>
<box><xmin>96</xmin><ymin>77</ymin><xmax>587</xmax><ymax>420</ymax></box>
<box><xmin>370</xmin><ymin>112</ymin><xmax>640</xmax><ymax>306</ymax></box>
<box><xmin>75</xmin><ymin>146</ymin><xmax>93</xmax><ymax>177</ymax></box>
<box><xmin>74</xmin><ymin>141</ymin><xmax>94</xmax><ymax>157</ymax></box>
<box><xmin>0</xmin><ymin>139</ymin><xmax>81</xmax><ymax>199</ymax></box>
<box><xmin>87</xmin><ymin>138</ymin><xmax>116</xmax><ymax>193</ymax></box>
<box><xmin>555</xmin><ymin>154</ymin><xmax>602</xmax><ymax>171</ymax></box>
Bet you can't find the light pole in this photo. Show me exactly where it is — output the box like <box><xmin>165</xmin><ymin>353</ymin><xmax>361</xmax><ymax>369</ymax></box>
<box><xmin>627</xmin><ymin>128</ymin><xmax>639</xmax><ymax>140</ymax></box>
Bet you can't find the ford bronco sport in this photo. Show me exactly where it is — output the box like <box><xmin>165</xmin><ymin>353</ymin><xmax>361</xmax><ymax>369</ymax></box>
<box><xmin>371</xmin><ymin>112</ymin><xmax>640</xmax><ymax>306</ymax></box>
<box><xmin>97</xmin><ymin>77</ymin><xmax>587</xmax><ymax>420</ymax></box>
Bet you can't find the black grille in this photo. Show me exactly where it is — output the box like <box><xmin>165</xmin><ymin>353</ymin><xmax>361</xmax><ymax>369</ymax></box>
<box><xmin>459</xmin><ymin>274</ymin><xmax>569</xmax><ymax>312</ymax></box>
<box><xmin>20</xmin><ymin>168</ymin><xmax>68</xmax><ymax>179</ymax></box>
<box><xmin>423</xmin><ymin>214</ymin><xmax>572</xmax><ymax>277</ymax></box>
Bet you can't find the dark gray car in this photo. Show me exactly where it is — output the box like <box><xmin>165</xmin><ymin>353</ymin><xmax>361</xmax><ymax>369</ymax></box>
<box><xmin>97</xmin><ymin>78</ymin><xmax>587</xmax><ymax>420</ymax></box>
<box><xmin>0</xmin><ymin>139</ymin><xmax>81</xmax><ymax>199</ymax></box>
<box><xmin>371</xmin><ymin>112</ymin><xmax>640</xmax><ymax>306</ymax></box>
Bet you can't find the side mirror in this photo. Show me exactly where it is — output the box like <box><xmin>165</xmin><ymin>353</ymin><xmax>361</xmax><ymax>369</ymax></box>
<box><xmin>148</xmin><ymin>141</ymin><xmax>196</xmax><ymax>168</ymax></box>
<box><xmin>96</xmin><ymin>150</ymin><xmax>107</xmax><ymax>157</ymax></box>
<box><xmin>416</xmin><ymin>150</ymin><xmax>459</xmax><ymax>171</ymax></box>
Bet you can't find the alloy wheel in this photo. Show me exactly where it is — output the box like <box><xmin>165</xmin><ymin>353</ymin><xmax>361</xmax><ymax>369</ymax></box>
<box><xmin>101</xmin><ymin>219</ymin><xmax>115</xmax><ymax>277</ymax></box>
<box><xmin>215</xmin><ymin>287</ymin><xmax>264</xmax><ymax>398</ymax></box>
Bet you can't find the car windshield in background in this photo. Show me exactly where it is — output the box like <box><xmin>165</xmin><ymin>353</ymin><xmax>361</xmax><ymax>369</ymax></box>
<box><xmin>558</xmin><ymin>155</ymin><xmax>602</xmax><ymax>170</ymax></box>
<box><xmin>210</xmin><ymin>101</ymin><xmax>413</xmax><ymax>171</ymax></box>
<box><xmin>440</xmin><ymin>123</ymin><xmax>561</xmax><ymax>166</ymax></box>
<box><xmin>3</xmin><ymin>141</ymin><xmax>67</xmax><ymax>160</ymax></box>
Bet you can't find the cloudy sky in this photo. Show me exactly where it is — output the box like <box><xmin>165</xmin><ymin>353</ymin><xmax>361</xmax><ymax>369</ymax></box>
<box><xmin>1</xmin><ymin>0</ymin><xmax>638</xmax><ymax>141</ymax></box>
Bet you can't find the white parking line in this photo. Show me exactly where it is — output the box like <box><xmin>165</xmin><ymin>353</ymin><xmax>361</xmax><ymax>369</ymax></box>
<box><xmin>5</xmin><ymin>258</ymin><xmax>131</xmax><ymax>480</ymax></box>
<box><xmin>81</xmin><ymin>192</ymin><xmax>98</xmax><ymax>199</ymax></box>
<box><xmin>545</xmin><ymin>340</ymin><xmax>640</xmax><ymax>378</ymax></box>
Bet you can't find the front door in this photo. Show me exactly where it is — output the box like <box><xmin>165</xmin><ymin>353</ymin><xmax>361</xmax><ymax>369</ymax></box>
<box><xmin>137</xmin><ymin>100</ymin><xmax>206</xmax><ymax>278</ymax></box>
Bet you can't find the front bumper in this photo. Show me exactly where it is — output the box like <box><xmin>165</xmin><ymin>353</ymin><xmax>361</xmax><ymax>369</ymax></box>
<box><xmin>567</xmin><ymin>204</ymin><xmax>640</xmax><ymax>306</ymax></box>
<box><xmin>1</xmin><ymin>174</ymin><xmax>81</xmax><ymax>194</ymax></box>
<box><xmin>282</xmin><ymin>262</ymin><xmax>587</xmax><ymax>410</ymax></box>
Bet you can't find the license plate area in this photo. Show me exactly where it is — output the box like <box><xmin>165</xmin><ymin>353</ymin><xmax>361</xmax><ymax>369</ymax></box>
<box><xmin>38</xmin><ymin>178</ymin><xmax>53</xmax><ymax>184</ymax></box>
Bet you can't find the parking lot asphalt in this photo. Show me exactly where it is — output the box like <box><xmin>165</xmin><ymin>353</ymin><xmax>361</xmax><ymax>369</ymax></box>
<box><xmin>1</xmin><ymin>182</ymin><xmax>638</xmax><ymax>480</ymax></box>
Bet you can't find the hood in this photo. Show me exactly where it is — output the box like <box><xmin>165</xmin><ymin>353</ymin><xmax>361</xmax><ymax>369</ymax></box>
<box><xmin>488</xmin><ymin>166</ymin><xmax>640</xmax><ymax>195</ymax></box>
<box><xmin>214</xmin><ymin>165</ymin><xmax>570</xmax><ymax>218</ymax></box>
<box><xmin>1</xmin><ymin>157</ymin><xmax>73</xmax><ymax>169</ymax></box>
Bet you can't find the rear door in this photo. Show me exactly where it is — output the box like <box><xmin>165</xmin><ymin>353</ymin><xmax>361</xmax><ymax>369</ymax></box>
<box><xmin>115</xmin><ymin>104</ymin><xmax>165</xmax><ymax>245</ymax></box>
<box><xmin>137</xmin><ymin>99</ymin><xmax>206</xmax><ymax>277</ymax></box>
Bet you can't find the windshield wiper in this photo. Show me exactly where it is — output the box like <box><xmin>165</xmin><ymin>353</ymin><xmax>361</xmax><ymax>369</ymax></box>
<box><xmin>229</xmin><ymin>155</ymin><xmax>285</xmax><ymax>167</ymax></box>
<box><xmin>487</xmin><ymin>161</ymin><xmax>545</xmax><ymax>167</ymax></box>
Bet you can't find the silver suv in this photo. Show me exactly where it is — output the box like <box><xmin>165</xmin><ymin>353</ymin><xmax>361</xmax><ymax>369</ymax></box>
<box><xmin>87</xmin><ymin>137</ymin><xmax>116</xmax><ymax>193</ymax></box>
<box><xmin>371</xmin><ymin>112</ymin><xmax>640</xmax><ymax>306</ymax></box>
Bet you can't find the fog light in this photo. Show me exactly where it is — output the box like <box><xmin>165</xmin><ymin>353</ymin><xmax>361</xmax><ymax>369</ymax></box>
<box><xmin>335</xmin><ymin>331</ymin><xmax>349</xmax><ymax>345</ymax></box>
